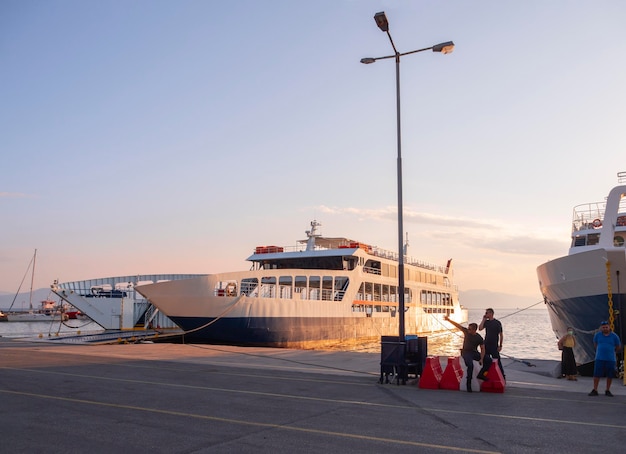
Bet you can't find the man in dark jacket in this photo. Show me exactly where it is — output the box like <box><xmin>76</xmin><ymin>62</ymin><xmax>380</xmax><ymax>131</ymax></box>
<box><xmin>445</xmin><ymin>315</ymin><xmax>492</xmax><ymax>392</ymax></box>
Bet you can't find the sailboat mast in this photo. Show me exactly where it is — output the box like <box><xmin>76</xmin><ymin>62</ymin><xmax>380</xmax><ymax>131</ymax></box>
<box><xmin>29</xmin><ymin>249</ymin><xmax>37</xmax><ymax>311</ymax></box>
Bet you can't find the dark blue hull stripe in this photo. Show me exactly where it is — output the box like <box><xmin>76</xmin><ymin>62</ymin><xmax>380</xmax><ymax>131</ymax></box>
<box><xmin>545</xmin><ymin>292</ymin><xmax>626</xmax><ymax>367</ymax></box>
<box><xmin>171</xmin><ymin>316</ymin><xmax>425</xmax><ymax>348</ymax></box>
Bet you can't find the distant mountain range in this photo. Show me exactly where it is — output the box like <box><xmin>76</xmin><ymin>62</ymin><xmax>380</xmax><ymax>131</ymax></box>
<box><xmin>0</xmin><ymin>288</ymin><xmax>57</xmax><ymax>311</ymax></box>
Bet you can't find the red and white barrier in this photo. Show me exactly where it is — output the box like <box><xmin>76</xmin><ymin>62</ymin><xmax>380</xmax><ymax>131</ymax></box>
<box><xmin>418</xmin><ymin>356</ymin><xmax>443</xmax><ymax>389</ymax></box>
<box><xmin>440</xmin><ymin>356</ymin><xmax>463</xmax><ymax>391</ymax></box>
<box><xmin>479</xmin><ymin>359</ymin><xmax>506</xmax><ymax>393</ymax></box>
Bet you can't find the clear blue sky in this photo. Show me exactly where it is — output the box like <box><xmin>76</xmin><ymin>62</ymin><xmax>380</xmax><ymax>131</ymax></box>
<box><xmin>2</xmin><ymin>1</ymin><xmax>625</xmax><ymax>306</ymax></box>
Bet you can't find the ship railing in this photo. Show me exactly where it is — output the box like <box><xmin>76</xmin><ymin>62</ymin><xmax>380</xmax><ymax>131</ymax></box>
<box><xmin>572</xmin><ymin>202</ymin><xmax>606</xmax><ymax>231</ymax></box>
<box><xmin>368</xmin><ymin>246</ymin><xmax>445</xmax><ymax>273</ymax></box>
<box><xmin>272</xmin><ymin>243</ymin><xmax>447</xmax><ymax>274</ymax></box>
<box><xmin>572</xmin><ymin>198</ymin><xmax>626</xmax><ymax>232</ymax></box>
<box><xmin>363</xmin><ymin>265</ymin><xmax>381</xmax><ymax>275</ymax></box>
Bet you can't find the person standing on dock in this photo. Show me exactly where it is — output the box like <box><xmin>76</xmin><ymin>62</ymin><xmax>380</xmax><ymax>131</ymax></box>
<box><xmin>588</xmin><ymin>321</ymin><xmax>621</xmax><ymax>397</ymax></box>
<box><xmin>479</xmin><ymin>308</ymin><xmax>505</xmax><ymax>380</ymax></box>
<box><xmin>557</xmin><ymin>327</ymin><xmax>577</xmax><ymax>380</ymax></box>
<box><xmin>444</xmin><ymin>315</ymin><xmax>492</xmax><ymax>392</ymax></box>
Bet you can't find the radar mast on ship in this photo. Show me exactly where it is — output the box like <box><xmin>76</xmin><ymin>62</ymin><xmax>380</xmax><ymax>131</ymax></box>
<box><xmin>305</xmin><ymin>220</ymin><xmax>322</xmax><ymax>251</ymax></box>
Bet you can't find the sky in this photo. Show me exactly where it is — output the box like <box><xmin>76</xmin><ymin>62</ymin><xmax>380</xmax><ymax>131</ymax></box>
<box><xmin>2</xmin><ymin>1</ymin><xmax>625</xmax><ymax>308</ymax></box>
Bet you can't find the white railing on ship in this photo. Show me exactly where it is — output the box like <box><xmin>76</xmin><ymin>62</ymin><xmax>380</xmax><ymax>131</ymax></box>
<box><xmin>256</xmin><ymin>244</ymin><xmax>447</xmax><ymax>273</ymax></box>
<box><xmin>572</xmin><ymin>199</ymin><xmax>626</xmax><ymax>232</ymax></box>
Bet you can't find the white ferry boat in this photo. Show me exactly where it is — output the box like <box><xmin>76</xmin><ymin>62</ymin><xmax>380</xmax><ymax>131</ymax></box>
<box><xmin>136</xmin><ymin>220</ymin><xmax>467</xmax><ymax>348</ymax></box>
<box><xmin>537</xmin><ymin>172</ymin><xmax>626</xmax><ymax>373</ymax></box>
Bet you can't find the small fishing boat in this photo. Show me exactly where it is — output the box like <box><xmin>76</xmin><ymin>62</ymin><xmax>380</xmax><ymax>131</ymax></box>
<box><xmin>4</xmin><ymin>299</ymin><xmax>67</xmax><ymax>322</ymax></box>
<box><xmin>537</xmin><ymin>172</ymin><xmax>626</xmax><ymax>374</ymax></box>
<box><xmin>136</xmin><ymin>220</ymin><xmax>468</xmax><ymax>348</ymax></box>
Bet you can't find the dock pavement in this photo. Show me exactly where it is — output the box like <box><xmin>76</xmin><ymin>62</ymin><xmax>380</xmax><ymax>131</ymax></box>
<box><xmin>1</xmin><ymin>337</ymin><xmax>624</xmax><ymax>453</ymax></box>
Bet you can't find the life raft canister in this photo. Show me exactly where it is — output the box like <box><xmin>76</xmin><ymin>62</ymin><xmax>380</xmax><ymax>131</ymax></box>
<box><xmin>592</xmin><ymin>219</ymin><xmax>602</xmax><ymax>228</ymax></box>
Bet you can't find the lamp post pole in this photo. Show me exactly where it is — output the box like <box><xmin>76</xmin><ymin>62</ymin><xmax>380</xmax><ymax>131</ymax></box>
<box><xmin>361</xmin><ymin>12</ymin><xmax>454</xmax><ymax>344</ymax></box>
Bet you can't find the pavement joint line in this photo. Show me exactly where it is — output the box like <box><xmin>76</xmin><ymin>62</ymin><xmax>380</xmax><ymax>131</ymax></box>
<box><xmin>3</xmin><ymin>366</ymin><xmax>625</xmax><ymax>430</ymax></box>
<box><xmin>0</xmin><ymin>388</ymin><xmax>501</xmax><ymax>454</ymax></box>
<box><xmin>426</xmin><ymin>407</ymin><xmax>626</xmax><ymax>429</ymax></box>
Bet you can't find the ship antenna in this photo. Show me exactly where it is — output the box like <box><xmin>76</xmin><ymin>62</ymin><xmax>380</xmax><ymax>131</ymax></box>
<box><xmin>403</xmin><ymin>232</ymin><xmax>409</xmax><ymax>256</ymax></box>
<box><xmin>305</xmin><ymin>220</ymin><xmax>322</xmax><ymax>251</ymax></box>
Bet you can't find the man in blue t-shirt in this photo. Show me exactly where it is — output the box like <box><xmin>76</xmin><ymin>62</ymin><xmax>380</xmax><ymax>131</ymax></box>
<box><xmin>588</xmin><ymin>321</ymin><xmax>622</xmax><ymax>397</ymax></box>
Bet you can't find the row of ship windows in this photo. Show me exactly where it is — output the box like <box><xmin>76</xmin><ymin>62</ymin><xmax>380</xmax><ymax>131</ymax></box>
<box><xmin>351</xmin><ymin>305</ymin><xmax>456</xmax><ymax>315</ymax></box>
<box><xmin>362</xmin><ymin>259</ymin><xmax>447</xmax><ymax>286</ymax></box>
<box><xmin>572</xmin><ymin>234</ymin><xmax>625</xmax><ymax>247</ymax></box>
<box><xmin>214</xmin><ymin>276</ymin><xmax>453</xmax><ymax>305</ymax></box>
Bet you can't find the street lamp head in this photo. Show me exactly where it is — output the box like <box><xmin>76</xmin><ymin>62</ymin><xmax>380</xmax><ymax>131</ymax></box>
<box><xmin>374</xmin><ymin>11</ymin><xmax>389</xmax><ymax>32</ymax></box>
<box><xmin>360</xmin><ymin>57</ymin><xmax>376</xmax><ymax>64</ymax></box>
<box><xmin>432</xmin><ymin>41</ymin><xmax>455</xmax><ymax>54</ymax></box>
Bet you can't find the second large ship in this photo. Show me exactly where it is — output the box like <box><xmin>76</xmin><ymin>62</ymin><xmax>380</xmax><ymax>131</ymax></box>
<box><xmin>136</xmin><ymin>220</ymin><xmax>467</xmax><ymax>348</ymax></box>
<box><xmin>537</xmin><ymin>172</ymin><xmax>626</xmax><ymax>374</ymax></box>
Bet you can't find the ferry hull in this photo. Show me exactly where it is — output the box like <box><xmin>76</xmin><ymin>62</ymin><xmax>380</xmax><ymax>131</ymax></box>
<box><xmin>135</xmin><ymin>220</ymin><xmax>468</xmax><ymax>349</ymax></box>
<box><xmin>137</xmin><ymin>274</ymin><xmax>467</xmax><ymax>348</ymax></box>
<box><xmin>537</xmin><ymin>248</ymin><xmax>626</xmax><ymax>372</ymax></box>
<box><xmin>169</xmin><ymin>314</ymin><xmax>452</xmax><ymax>348</ymax></box>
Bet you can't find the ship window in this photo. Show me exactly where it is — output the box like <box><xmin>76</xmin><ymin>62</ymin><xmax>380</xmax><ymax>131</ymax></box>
<box><xmin>364</xmin><ymin>259</ymin><xmax>381</xmax><ymax>275</ymax></box>
<box><xmin>279</xmin><ymin>276</ymin><xmax>292</xmax><ymax>299</ymax></box>
<box><xmin>382</xmin><ymin>284</ymin><xmax>389</xmax><ymax>302</ymax></box>
<box><xmin>587</xmin><ymin>233</ymin><xmax>600</xmax><ymax>246</ymax></box>
<box><xmin>343</xmin><ymin>257</ymin><xmax>358</xmax><ymax>270</ymax></box>
<box><xmin>294</xmin><ymin>276</ymin><xmax>306</xmax><ymax>299</ymax></box>
<box><xmin>322</xmin><ymin>276</ymin><xmax>333</xmax><ymax>300</ymax></box>
<box><xmin>309</xmin><ymin>276</ymin><xmax>321</xmax><ymax>300</ymax></box>
<box><xmin>260</xmin><ymin>276</ymin><xmax>276</xmax><ymax>298</ymax></box>
<box><xmin>241</xmin><ymin>278</ymin><xmax>258</xmax><ymax>296</ymax></box>
<box><xmin>615</xmin><ymin>236</ymin><xmax>625</xmax><ymax>247</ymax></box>
<box><xmin>373</xmin><ymin>283</ymin><xmax>382</xmax><ymax>302</ymax></box>
<box><xmin>390</xmin><ymin>285</ymin><xmax>397</xmax><ymax>303</ymax></box>
<box><xmin>214</xmin><ymin>281</ymin><xmax>237</xmax><ymax>297</ymax></box>
<box><xmin>334</xmin><ymin>276</ymin><xmax>349</xmax><ymax>301</ymax></box>
<box><xmin>572</xmin><ymin>236</ymin><xmax>586</xmax><ymax>247</ymax></box>
<box><xmin>364</xmin><ymin>282</ymin><xmax>373</xmax><ymax>301</ymax></box>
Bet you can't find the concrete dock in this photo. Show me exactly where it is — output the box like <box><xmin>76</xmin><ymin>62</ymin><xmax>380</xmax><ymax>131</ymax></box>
<box><xmin>1</xmin><ymin>337</ymin><xmax>624</xmax><ymax>453</ymax></box>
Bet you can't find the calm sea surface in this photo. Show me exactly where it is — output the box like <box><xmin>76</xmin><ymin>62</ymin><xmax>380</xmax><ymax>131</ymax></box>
<box><xmin>0</xmin><ymin>308</ymin><xmax>560</xmax><ymax>361</ymax></box>
<box><xmin>0</xmin><ymin>319</ymin><xmax>104</xmax><ymax>339</ymax></box>
<box><xmin>326</xmin><ymin>307</ymin><xmax>561</xmax><ymax>361</ymax></box>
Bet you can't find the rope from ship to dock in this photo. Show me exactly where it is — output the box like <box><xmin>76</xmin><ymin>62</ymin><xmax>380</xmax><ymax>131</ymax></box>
<box><xmin>79</xmin><ymin>295</ymin><xmax>248</xmax><ymax>345</ymax></box>
<box><xmin>435</xmin><ymin>300</ymin><xmax>547</xmax><ymax>368</ymax></box>
<box><xmin>179</xmin><ymin>294</ymin><xmax>246</xmax><ymax>341</ymax></box>
<box><xmin>186</xmin><ymin>343</ymin><xmax>381</xmax><ymax>378</ymax></box>
<box><xmin>545</xmin><ymin>262</ymin><xmax>619</xmax><ymax>338</ymax></box>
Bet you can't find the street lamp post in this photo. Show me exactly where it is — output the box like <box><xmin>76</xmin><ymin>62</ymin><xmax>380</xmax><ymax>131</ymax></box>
<box><xmin>361</xmin><ymin>12</ymin><xmax>454</xmax><ymax>348</ymax></box>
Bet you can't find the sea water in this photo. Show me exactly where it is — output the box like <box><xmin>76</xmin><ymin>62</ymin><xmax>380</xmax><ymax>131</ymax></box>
<box><xmin>422</xmin><ymin>308</ymin><xmax>561</xmax><ymax>361</ymax></box>
<box><xmin>328</xmin><ymin>307</ymin><xmax>561</xmax><ymax>362</ymax></box>
<box><xmin>0</xmin><ymin>307</ymin><xmax>561</xmax><ymax>362</ymax></box>
<box><xmin>0</xmin><ymin>319</ymin><xmax>103</xmax><ymax>339</ymax></box>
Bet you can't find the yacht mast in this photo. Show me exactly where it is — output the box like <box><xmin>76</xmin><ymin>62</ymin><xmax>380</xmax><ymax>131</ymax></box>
<box><xmin>29</xmin><ymin>249</ymin><xmax>37</xmax><ymax>311</ymax></box>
